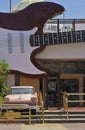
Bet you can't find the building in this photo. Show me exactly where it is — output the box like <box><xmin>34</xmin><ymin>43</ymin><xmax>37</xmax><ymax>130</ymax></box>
<box><xmin>39</xmin><ymin>19</ymin><xmax>85</xmax><ymax>107</ymax></box>
<box><xmin>11</xmin><ymin>0</ymin><xmax>44</xmax><ymax>12</ymax></box>
<box><xmin>0</xmin><ymin>0</ymin><xmax>85</xmax><ymax>108</ymax></box>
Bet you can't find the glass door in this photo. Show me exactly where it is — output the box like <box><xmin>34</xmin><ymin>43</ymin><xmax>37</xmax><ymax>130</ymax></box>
<box><xmin>47</xmin><ymin>79</ymin><xmax>57</xmax><ymax>107</ymax></box>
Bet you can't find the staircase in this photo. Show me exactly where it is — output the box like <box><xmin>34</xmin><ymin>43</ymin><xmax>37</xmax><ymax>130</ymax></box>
<box><xmin>41</xmin><ymin>109</ymin><xmax>85</xmax><ymax>123</ymax></box>
<box><xmin>30</xmin><ymin>107</ymin><xmax>85</xmax><ymax>123</ymax></box>
<box><xmin>0</xmin><ymin>108</ymin><xmax>85</xmax><ymax>123</ymax></box>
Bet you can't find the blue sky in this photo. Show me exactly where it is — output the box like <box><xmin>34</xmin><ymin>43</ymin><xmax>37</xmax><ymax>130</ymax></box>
<box><xmin>0</xmin><ymin>0</ymin><xmax>85</xmax><ymax>19</ymax></box>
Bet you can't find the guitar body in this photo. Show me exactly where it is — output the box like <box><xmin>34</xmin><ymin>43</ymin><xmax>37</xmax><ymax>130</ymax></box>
<box><xmin>0</xmin><ymin>27</ymin><xmax>45</xmax><ymax>77</ymax></box>
<box><xmin>0</xmin><ymin>2</ymin><xmax>64</xmax><ymax>77</ymax></box>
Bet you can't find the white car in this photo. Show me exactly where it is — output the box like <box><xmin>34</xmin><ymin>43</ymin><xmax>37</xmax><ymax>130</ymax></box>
<box><xmin>4</xmin><ymin>86</ymin><xmax>38</xmax><ymax>114</ymax></box>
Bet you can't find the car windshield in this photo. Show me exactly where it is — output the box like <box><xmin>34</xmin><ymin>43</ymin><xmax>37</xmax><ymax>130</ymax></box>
<box><xmin>11</xmin><ymin>88</ymin><xmax>35</xmax><ymax>94</ymax></box>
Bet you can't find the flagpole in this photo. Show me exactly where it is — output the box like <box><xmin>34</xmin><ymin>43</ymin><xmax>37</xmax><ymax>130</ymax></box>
<box><xmin>9</xmin><ymin>0</ymin><xmax>11</xmax><ymax>12</ymax></box>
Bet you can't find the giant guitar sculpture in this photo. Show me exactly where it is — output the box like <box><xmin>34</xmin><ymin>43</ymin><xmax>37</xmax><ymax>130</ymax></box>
<box><xmin>0</xmin><ymin>2</ymin><xmax>64</xmax><ymax>77</ymax></box>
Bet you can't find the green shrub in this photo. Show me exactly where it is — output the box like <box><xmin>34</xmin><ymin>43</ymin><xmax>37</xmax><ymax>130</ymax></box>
<box><xmin>0</xmin><ymin>96</ymin><xmax>3</xmax><ymax>104</ymax></box>
<box><xmin>0</xmin><ymin>60</ymin><xmax>9</xmax><ymax>97</ymax></box>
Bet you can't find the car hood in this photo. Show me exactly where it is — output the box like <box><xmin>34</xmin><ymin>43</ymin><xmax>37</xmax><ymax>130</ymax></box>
<box><xmin>4</xmin><ymin>94</ymin><xmax>35</xmax><ymax>100</ymax></box>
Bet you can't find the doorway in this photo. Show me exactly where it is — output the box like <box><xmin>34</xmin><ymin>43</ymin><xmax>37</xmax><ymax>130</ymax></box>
<box><xmin>46</xmin><ymin>73</ymin><xmax>83</xmax><ymax>108</ymax></box>
<box><xmin>61</xmin><ymin>73</ymin><xmax>83</xmax><ymax>107</ymax></box>
<box><xmin>46</xmin><ymin>78</ymin><xmax>63</xmax><ymax>108</ymax></box>
<box><xmin>47</xmin><ymin>79</ymin><xmax>57</xmax><ymax>107</ymax></box>
<box><xmin>62</xmin><ymin>79</ymin><xmax>79</xmax><ymax>106</ymax></box>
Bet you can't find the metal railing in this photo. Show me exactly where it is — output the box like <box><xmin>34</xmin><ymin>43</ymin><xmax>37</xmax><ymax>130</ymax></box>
<box><xmin>63</xmin><ymin>92</ymin><xmax>85</xmax><ymax>119</ymax></box>
<box><xmin>44</xmin><ymin>19</ymin><xmax>85</xmax><ymax>33</ymax></box>
<box><xmin>0</xmin><ymin>104</ymin><xmax>44</xmax><ymax>124</ymax></box>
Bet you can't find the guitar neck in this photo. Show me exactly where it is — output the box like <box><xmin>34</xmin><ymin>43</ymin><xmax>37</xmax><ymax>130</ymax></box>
<box><xmin>30</xmin><ymin>30</ymin><xmax>85</xmax><ymax>46</ymax></box>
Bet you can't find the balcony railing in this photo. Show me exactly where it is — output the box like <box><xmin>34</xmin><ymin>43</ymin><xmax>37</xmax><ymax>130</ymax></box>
<box><xmin>44</xmin><ymin>19</ymin><xmax>85</xmax><ymax>33</ymax></box>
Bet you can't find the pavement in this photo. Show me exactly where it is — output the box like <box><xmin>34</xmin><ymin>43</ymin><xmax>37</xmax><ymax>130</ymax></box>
<box><xmin>21</xmin><ymin>124</ymin><xmax>68</xmax><ymax>130</ymax></box>
<box><xmin>0</xmin><ymin>123</ymin><xmax>85</xmax><ymax>130</ymax></box>
<box><xmin>63</xmin><ymin>123</ymin><xmax>85</xmax><ymax>130</ymax></box>
<box><xmin>0</xmin><ymin>124</ymin><xmax>68</xmax><ymax>130</ymax></box>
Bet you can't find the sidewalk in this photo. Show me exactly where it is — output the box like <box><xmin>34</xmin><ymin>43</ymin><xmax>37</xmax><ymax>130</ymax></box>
<box><xmin>0</xmin><ymin>124</ymin><xmax>68</xmax><ymax>130</ymax></box>
<box><xmin>1</xmin><ymin>123</ymin><xmax>85</xmax><ymax>130</ymax></box>
<box><xmin>21</xmin><ymin>124</ymin><xmax>68</xmax><ymax>130</ymax></box>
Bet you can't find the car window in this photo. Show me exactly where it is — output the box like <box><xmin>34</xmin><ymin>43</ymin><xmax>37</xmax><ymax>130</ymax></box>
<box><xmin>11</xmin><ymin>88</ymin><xmax>35</xmax><ymax>94</ymax></box>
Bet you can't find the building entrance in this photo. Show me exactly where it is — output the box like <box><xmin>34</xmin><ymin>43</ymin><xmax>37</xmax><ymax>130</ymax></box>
<box><xmin>62</xmin><ymin>79</ymin><xmax>79</xmax><ymax>106</ymax></box>
<box><xmin>47</xmin><ymin>79</ymin><xmax>57</xmax><ymax>107</ymax></box>
<box><xmin>46</xmin><ymin>78</ymin><xmax>63</xmax><ymax>108</ymax></box>
<box><xmin>46</xmin><ymin>74</ymin><xmax>83</xmax><ymax>108</ymax></box>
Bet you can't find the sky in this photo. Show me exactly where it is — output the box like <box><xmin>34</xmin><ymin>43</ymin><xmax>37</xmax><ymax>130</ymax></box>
<box><xmin>0</xmin><ymin>0</ymin><xmax>85</xmax><ymax>19</ymax></box>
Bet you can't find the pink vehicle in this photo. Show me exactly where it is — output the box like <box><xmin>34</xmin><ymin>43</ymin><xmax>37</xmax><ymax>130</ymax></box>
<box><xmin>4</xmin><ymin>86</ymin><xmax>38</xmax><ymax>114</ymax></box>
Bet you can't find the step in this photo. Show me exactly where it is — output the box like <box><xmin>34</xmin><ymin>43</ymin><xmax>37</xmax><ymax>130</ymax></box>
<box><xmin>42</xmin><ymin>114</ymin><xmax>85</xmax><ymax>118</ymax></box>
<box><xmin>0</xmin><ymin>109</ymin><xmax>85</xmax><ymax>123</ymax></box>
<box><xmin>43</xmin><ymin>109</ymin><xmax>85</xmax><ymax>114</ymax></box>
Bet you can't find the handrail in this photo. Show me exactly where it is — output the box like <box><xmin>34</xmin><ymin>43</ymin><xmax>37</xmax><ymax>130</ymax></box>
<box><xmin>67</xmin><ymin>93</ymin><xmax>85</xmax><ymax>96</ymax></box>
<box><xmin>0</xmin><ymin>104</ymin><xmax>44</xmax><ymax>124</ymax></box>
<box><xmin>63</xmin><ymin>92</ymin><xmax>85</xmax><ymax>119</ymax></box>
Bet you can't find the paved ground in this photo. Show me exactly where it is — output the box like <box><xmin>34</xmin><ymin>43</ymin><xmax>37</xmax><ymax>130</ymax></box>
<box><xmin>63</xmin><ymin>123</ymin><xmax>85</xmax><ymax>130</ymax></box>
<box><xmin>21</xmin><ymin>124</ymin><xmax>68</xmax><ymax>130</ymax></box>
<box><xmin>0</xmin><ymin>123</ymin><xmax>21</xmax><ymax>130</ymax></box>
<box><xmin>0</xmin><ymin>123</ymin><xmax>85</xmax><ymax>130</ymax></box>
